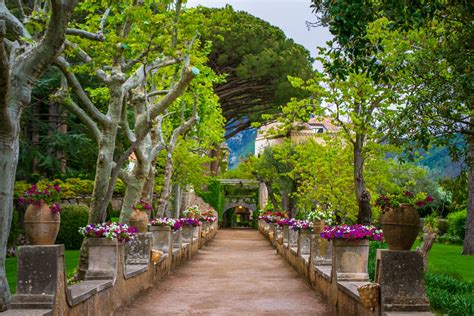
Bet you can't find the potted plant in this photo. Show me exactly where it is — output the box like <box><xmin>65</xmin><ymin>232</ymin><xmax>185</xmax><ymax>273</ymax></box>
<box><xmin>291</xmin><ymin>220</ymin><xmax>313</xmax><ymax>255</ymax></box>
<box><xmin>375</xmin><ymin>191</ymin><xmax>433</xmax><ymax>250</ymax></box>
<box><xmin>130</xmin><ymin>200</ymin><xmax>152</xmax><ymax>233</ymax></box>
<box><xmin>79</xmin><ymin>222</ymin><xmax>137</xmax><ymax>279</ymax></box>
<box><xmin>183</xmin><ymin>205</ymin><xmax>201</xmax><ymax>219</ymax></box>
<box><xmin>149</xmin><ymin>218</ymin><xmax>175</xmax><ymax>252</ymax></box>
<box><xmin>307</xmin><ymin>208</ymin><xmax>334</xmax><ymax>266</ymax></box>
<box><xmin>321</xmin><ymin>224</ymin><xmax>383</xmax><ymax>281</ymax></box>
<box><xmin>307</xmin><ymin>207</ymin><xmax>334</xmax><ymax>234</ymax></box>
<box><xmin>19</xmin><ymin>184</ymin><xmax>62</xmax><ymax>245</ymax></box>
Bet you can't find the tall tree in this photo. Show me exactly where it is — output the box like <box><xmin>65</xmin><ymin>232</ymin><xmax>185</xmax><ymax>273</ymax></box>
<box><xmin>0</xmin><ymin>0</ymin><xmax>79</xmax><ymax>309</ymax></box>
<box><xmin>193</xmin><ymin>5</ymin><xmax>314</xmax><ymax>138</ymax></box>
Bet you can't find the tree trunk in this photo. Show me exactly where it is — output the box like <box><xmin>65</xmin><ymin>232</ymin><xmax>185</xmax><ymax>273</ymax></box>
<box><xmin>264</xmin><ymin>181</ymin><xmax>279</xmax><ymax>213</ymax></box>
<box><xmin>417</xmin><ymin>226</ymin><xmax>437</xmax><ymax>270</ymax></box>
<box><xmin>31</xmin><ymin>105</ymin><xmax>40</xmax><ymax>174</ymax></box>
<box><xmin>0</xmin><ymin>124</ymin><xmax>19</xmax><ymax>311</ymax></box>
<box><xmin>142</xmin><ymin>167</ymin><xmax>155</xmax><ymax>203</ymax></box>
<box><xmin>157</xmin><ymin>151</ymin><xmax>174</xmax><ymax>216</ymax></box>
<box><xmin>463</xmin><ymin>134</ymin><xmax>474</xmax><ymax>255</ymax></box>
<box><xmin>354</xmin><ymin>133</ymin><xmax>371</xmax><ymax>224</ymax></box>
<box><xmin>209</xmin><ymin>145</ymin><xmax>220</xmax><ymax>176</ymax></box>
<box><xmin>57</xmin><ymin>106</ymin><xmax>67</xmax><ymax>173</ymax></box>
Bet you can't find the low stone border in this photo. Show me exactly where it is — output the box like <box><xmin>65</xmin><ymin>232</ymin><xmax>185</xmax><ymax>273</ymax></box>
<box><xmin>3</xmin><ymin>223</ymin><xmax>218</xmax><ymax>315</ymax></box>
<box><xmin>258</xmin><ymin>220</ymin><xmax>433</xmax><ymax>316</ymax></box>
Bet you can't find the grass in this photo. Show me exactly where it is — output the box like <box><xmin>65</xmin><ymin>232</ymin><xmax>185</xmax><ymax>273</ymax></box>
<box><xmin>6</xmin><ymin>250</ymin><xmax>80</xmax><ymax>294</ymax></box>
<box><xmin>413</xmin><ymin>240</ymin><xmax>474</xmax><ymax>281</ymax></box>
<box><xmin>369</xmin><ymin>241</ymin><xmax>474</xmax><ymax>316</ymax></box>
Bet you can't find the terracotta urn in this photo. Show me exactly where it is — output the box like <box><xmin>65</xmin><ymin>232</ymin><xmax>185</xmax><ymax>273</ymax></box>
<box><xmin>24</xmin><ymin>200</ymin><xmax>60</xmax><ymax>245</ymax></box>
<box><xmin>313</xmin><ymin>220</ymin><xmax>325</xmax><ymax>234</ymax></box>
<box><xmin>129</xmin><ymin>209</ymin><xmax>149</xmax><ymax>233</ymax></box>
<box><xmin>381</xmin><ymin>203</ymin><xmax>420</xmax><ymax>250</ymax></box>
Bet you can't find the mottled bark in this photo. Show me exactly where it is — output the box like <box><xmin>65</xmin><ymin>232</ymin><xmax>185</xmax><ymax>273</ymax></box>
<box><xmin>417</xmin><ymin>226</ymin><xmax>437</xmax><ymax>270</ymax></box>
<box><xmin>463</xmin><ymin>133</ymin><xmax>474</xmax><ymax>255</ymax></box>
<box><xmin>354</xmin><ymin>133</ymin><xmax>371</xmax><ymax>224</ymax></box>
<box><xmin>0</xmin><ymin>0</ymin><xmax>79</xmax><ymax>309</ymax></box>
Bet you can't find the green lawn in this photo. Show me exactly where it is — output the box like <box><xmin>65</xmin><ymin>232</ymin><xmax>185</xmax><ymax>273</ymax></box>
<box><xmin>6</xmin><ymin>250</ymin><xmax>80</xmax><ymax>294</ymax></box>
<box><xmin>413</xmin><ymin>241</ymin><xmax>474</xmax><ymax>281</ymax></box>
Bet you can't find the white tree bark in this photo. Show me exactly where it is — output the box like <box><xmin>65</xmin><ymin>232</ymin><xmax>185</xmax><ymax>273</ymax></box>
<box><xmin>0</xmin><ymin>1</ymin><xmax>78</xmax><ymax>309</ymax></box>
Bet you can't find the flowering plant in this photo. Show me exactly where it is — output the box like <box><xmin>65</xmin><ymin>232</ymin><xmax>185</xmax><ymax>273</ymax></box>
<box><xmin>290</xmin><ymin>219</ymin><xmax>313</xmax><ymax>231</ymax></box>
<box><xmin>375</xmin><ymin>191</ymin><xmax>433</xmax><ymax>212</ymax></box>
<box><xmin>307</xmin><ymin>207</ymin><xmax>334</xmax><ymax>225</ymax></box>
<box><xmin>276</xmin><ymin>218</ymin><xmax>294</xmax><ymax>227</ymax></box>
<box><xmin>18</xmin><ymin>183</ymin><xmax>62</xmax><ymax>214</ymax></box>
<box><xmin>134</xmin><ymin>200</ymin><xmax>153</xmax><ymax>212</ymax></box>
<box><xmin>79</xmin><ymin>222</ymin><xmax>137</xmax><ymax>243</ymax></box>
<box><xmin>149</xmin><ymin>217</ymin><xmax>176</xmax><ymax>228</ymax></box>
<box><xmin>200</xmin><ymin>209</ymin><xmax>218</xmax><ymax>222</ymax></box>
<box><xmin>320</xmin><ymin>224</ymin><xmax>383</xmax><ymax>241</ymax></box>
<box><xmin>183</xmin><ymin>205</ymin><xmax>201</xmax><ymax>219</ymax></box>
<box><xmin>179</xmin><ymin>218</ymin><xmax>201</xmax><ymax>227</ymax></box>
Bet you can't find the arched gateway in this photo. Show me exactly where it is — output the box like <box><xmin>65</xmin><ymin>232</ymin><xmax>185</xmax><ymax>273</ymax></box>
<box><xmin>217</xmin><ymin>179</ymin><xmax>259</xmax><ymax>228</ymax></box>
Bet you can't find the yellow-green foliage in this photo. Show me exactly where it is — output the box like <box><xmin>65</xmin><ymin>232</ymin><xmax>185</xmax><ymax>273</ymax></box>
<box><xmin>14</xmin><ymin>178</ymin><xmax>127</xmax><ymax>199</ymax></box>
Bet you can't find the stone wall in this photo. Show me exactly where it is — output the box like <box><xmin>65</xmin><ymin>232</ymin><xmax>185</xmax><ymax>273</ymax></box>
<box><xmin>3</xmin><ymin>223</ymin><xmax>218</xmax><ymax>315</ymax></box>
<box><xmin>259</xmin><ymin>221</ymin><xmax>434</xmax><ymax>316</ymax></box>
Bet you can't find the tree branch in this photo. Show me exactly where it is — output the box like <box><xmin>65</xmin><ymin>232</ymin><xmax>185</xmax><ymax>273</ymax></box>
<box><xmin>66</xmin><ymin>7</ymin><xmax>110</xmax><ymax>41</ymax></box>
<box><xmin>0</xmin><ymin>1</ymin><xmax>30</xmax><ymax>39</ymax></box>
<box><xmin>123</xmin><ymin>57</ymin><xmax>179</xmax><ymax>92</ymax></box>
<box><xmin>55</xmin><ymin>56</ymin><xmax>110</xmax><ymax>126</ymax></box>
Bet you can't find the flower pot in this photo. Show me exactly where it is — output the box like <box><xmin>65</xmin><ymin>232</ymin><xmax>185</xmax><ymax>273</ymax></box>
<box><xmin>381</xmin><ymin>203</ymin><xmax>419</xmax><ymax>250</ymax></box>
<box><xmin>129</xmin><ymin>209</ymin><xmax>149</xmax><ymax>233</ymax></box>
<box><xmin>298</xmin><ymin>229</ymin><xmax>311</xmax><ymax>255</ymax></box>
<box><xmin>24</xmin><ymin>200</ymin><xmax>60</xmax><ymax>245</ymax></box>
<box><xmin>150</xmin><ymin>226</ymin><xmax>171</xmax><ymax>253</ymax></box>
<box><xmin>313</xmin><ymin>220</ymin><xmax>325</xmax><ymax>234</ymax></box>
<box><xmin>333</xmin><ymin>239</ymin><xmax>369</xmax><ymax>281</ymax></box>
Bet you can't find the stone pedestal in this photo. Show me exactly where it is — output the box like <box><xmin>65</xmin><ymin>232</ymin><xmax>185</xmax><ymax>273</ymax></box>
<box><xmin>126</xmin><ymin>233</ymin><xmax>152</xmax><ymax>265</ymax></box>
<box><xmin>283</xmin><ymin>225</ymin><xmax>289</xmax><ymax>246</ymax></box>
<box><xmin>376</xmin><ymin>249</ymin><xmax>431</xmax><ymax>313</ymax></box>
<box><xmin>11</xmin><ymin>245</ymin><xmax>64</xmax><ymax>309</ymax></box>
<box><xmin>150</xmin><ymin>226</ymin><xmax>171</xmax><ymax>253</ymax></box>
<box><xmin>182</xmin><ymin>225</ymin><xmax>193</xmax><ymax>243</ymax></box>
<box><xmin>193</xmin><ymin>225</ymin><xmax>200</xmax><ymax>239</ymax></box>
<box><xmin>298</xmin><ymin>230</ymin><xmax>311</xmax><ymax>256</ymax></box>
<box><xmin>86</xmin><ymin>238</ymin><xmax>119</xmax><ymax>280</ymax></box>
<box><xmin>332</xmin><ymin>239</ymin><xmax>369</xmax><ymax>281</ymax></box>
<box><xmin>172</xmin><ymin>229</ymin><xmax>182</xmax><ymax>248</ymax></box>
<box><xmin>312</xmin><ymin>235</ymin><xmax>332</xmax><ymax>266</ymax></box>
<box><xmin>289</xmin><ymin>228</ymin><xmax>298</xmax><ymax>248</ymax></box>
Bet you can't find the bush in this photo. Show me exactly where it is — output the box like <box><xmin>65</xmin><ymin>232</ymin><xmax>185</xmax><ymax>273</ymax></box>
<box><xmin>425</xmin><ymin>272</ymin><xmax>474</xmax><ymax>316</ymax></box>
<box><xmin>447</xmin><ymin>210</ymin><xmax>467</xmax><ymax>240</ymax></box>
<box><xmin>56</xmin><ymin>205</ymin><xmax>89</xmax><ymax>250</ymax></box>
<box><xmin>437</xmin><ymin>219</ymin><xmax>449</xmax><ymax>236</ymax></box>
<box><xmin>437</xmin><ymin>234</ymin><xmax>464</xmax><ymax>245</ymax></box>
<box><xmin>368</xmin><ymin>241</ymin><xmax>387</xmax><ymax>281</ymax></box>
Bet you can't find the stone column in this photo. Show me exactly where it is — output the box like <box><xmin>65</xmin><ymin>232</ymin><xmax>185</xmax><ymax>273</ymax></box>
<box><xmin>182</xmin><ymin>225</ymin><xmax>193</xmax><ymax>244</ymax></box>
<box><xmin>126</xmin><ymin>233</ymin><xmax>152</xmax><ymax>265</ymax></box>
<box><xmin>332</xmin><ymin>239</ymin><xmax>369</xmax><ymax>281</ymax></box>
<box><xmin>86</xmin><ymin>238</ymin><xmax>119</xmax><ymax>280</ymax></box>
<box><xmin>10</xmin><ymin>245</ymin><xmax>64</xmax><ymax>310</ymax></box>
<box><xmin>298</xmin><ymin>229</ymin><xmax>311</xmax><ymax>256</ymax></box>
<box><xmin>376</xmin><ymin>249</ymin><xmax>432</xmax><ymax>314</ymax></box>
<box><xmin>172</xmin><ymin>229</ymin><xmax>182</xmax><ymax>249</ymax></box>
<box><xmin>150</xmin><ymin>226</ymin><xmax>172</xmax><ymax>253</ymax></box>
<box><xmin>289</xmin><ymin>228</ymin><xmax>298</xmax><ymax>248</ymax></box>
<box><xmin>283</xmin><ymin>225</ymin><xmax>289</xmax><ymax>246</ymax></box>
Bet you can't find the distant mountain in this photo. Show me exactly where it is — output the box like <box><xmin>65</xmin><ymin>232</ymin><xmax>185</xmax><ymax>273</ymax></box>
<box><xmin>227</xmin><ymin>129</ymin><xmax>465</xmax><ymax>178</ymax></box>
<box><xmin>226</xmin><ymin>129</ymin><xmax>257</xmax><ymax>170</ymax></box>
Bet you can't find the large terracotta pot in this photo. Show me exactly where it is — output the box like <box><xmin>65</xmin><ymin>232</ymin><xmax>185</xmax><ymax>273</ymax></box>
<box><xmin>313</xmin><ymin>220</ymin><xmax>325</xmax><ymax>234</ymax></box>
<box><xmin>129</xmin><ymin>209</ymin><xmax>149</xmax><ymax>233</ymax></box>
<box><xmin>24</xmin><ymin>200</ymin><xmax>60</xmax><ymax>245</ymax></box>
<box><xmin>382</xmin><ymin>203</ymin><xmax>420</xmax><ymax>250</ymax></box>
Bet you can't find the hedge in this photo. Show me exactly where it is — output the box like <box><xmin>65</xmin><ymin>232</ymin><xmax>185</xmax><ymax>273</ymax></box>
<box><xmin>55</xmin><ymin>205</ymin><xmax>89</xmax><ymax>250</ymax></box>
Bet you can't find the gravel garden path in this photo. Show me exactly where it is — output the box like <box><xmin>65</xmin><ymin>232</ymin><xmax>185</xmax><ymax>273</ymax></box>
<box><xmin>116</xmin><ymin>229</ymin><xmax>332</xmax><ymax>315</ymax></box>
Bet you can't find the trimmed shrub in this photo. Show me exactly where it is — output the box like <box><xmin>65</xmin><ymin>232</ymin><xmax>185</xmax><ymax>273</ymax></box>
<box><xmin>56</xmin><ymin>205</ymin><xmax>89</xmax><ymax>250</ymax></box>
<box><xmin>447</xmin><ymin>210</ymin><xmax>467</xmax><ymax>240</ymax></box>
<box><xmin>437</xmin><ymin>219</ymin><xmax>449</xmax><ymax>236</ymax></box>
